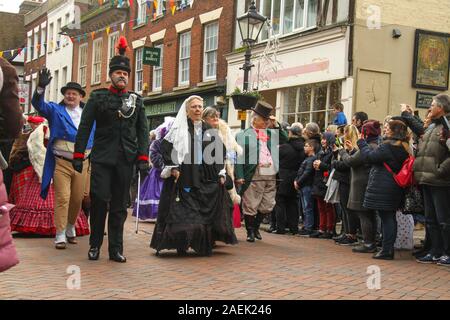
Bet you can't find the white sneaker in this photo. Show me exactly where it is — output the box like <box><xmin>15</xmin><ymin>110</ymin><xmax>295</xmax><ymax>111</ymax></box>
<box><xmin>66</xmin><ymin>223</ymin><xmax>76</xmax><ymax>238</ymax></box>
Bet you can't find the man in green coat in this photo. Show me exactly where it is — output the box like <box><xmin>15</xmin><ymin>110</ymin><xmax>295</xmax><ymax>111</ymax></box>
<box><xmin>236</xmin><ymin>101</ymin><xmax>280</xmax><ymax>243</ymax></box>
<box><xmin>73</xmin><ymin>37</ymin><xmax>149</xmax><ymax>263</ymax></box>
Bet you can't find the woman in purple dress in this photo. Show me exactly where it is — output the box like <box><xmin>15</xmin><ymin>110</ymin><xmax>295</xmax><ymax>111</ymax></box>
<box><xmin>133</xmin><ymin>118</ymin><xmax>174</xmax><ymax>221</ymax></box>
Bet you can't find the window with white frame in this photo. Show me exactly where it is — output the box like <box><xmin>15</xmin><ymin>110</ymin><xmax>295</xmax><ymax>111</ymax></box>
<box><xmin>135</xmin><ymin>48</ymin><xmax>144</xmax><ymax>93</ymax></box>
<box><xmin>260</xmin><ymin>0</ymin><xmax>319</xmax><ymax>41</ymax></box>
<box><xmin>107</xmin><ymin>32</ymin><xmax>119</xmax><ymax>75</ymax></box>
<box><xmin>62</xmin><ymin>66</ymin><xmax>68</xmax><ymax>86</ymax></box>
<box><xmin>53</xmin><ymin>69</ymin><xmax>59</xmax><ymax>101</ymax></box>
<box><xmin>33</xmin><ymin>31</ymin><xmax>39</xmax><ymax>60</ymax></box>
<box><xmin>27</xmin><ymin>35</ymin><xmax>32</xmax><ymax>62</ymax></box>
<box><xmin>78</xmin><ymin>44</ymin><xmax>88</xmax><ymax>87</ymax></box>
<box><xmin>178</xmin><ymin>0</ymin><xmax>193</xmax><ymax>9</ymax></box>
<box><xmin>48</xmin><ymin>23</ymin><xmax>54</xmax><ymax>53</ymax></box>
<box><xmin>56</xmin><ymin>18</ymin><xmax>62</xmax><ymax>49</ymax></box>
<box><xmin>155</xmin><ymin>0</ymin><xmax>164</xmax><ymax>16</ymax></box>
<box><xmin>178</xmin><ymin>31</ymin><xmax>191</xmax><ymax>86</ymax></box>
<box><xmin>40</xmin><ymin>26</ymin><xmax>46</xmax><ymax>56</ymax></box>
<box><xmin>92</xmin><ymin>39</ymin><xmax>103</xmax><ymax>84</ymax></box>
<box><xmin>153</xmin><ymin>44</ymin><xmax>163</xmax><ymax>91</ymax></box>
<box><xmin>203</xmin><ymin>22</ymin><xmax>218</xmax><ymax>81</ymax></box>
<box><xmin>137</xmin><ymin>0</ymin><xmax>147</xmax><ymax>25</ymax></box>
<box><xmin>282</xmin><ymin>81</ymin><xmax>342</xmax><ymax>130</ymax></box>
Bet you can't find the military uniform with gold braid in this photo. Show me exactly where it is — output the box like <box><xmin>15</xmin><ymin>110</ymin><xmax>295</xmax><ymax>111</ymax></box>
<box><xmin>73</xmin><ymin>37</ymin><xmax>149</xmax><ymax>262</ymax></box>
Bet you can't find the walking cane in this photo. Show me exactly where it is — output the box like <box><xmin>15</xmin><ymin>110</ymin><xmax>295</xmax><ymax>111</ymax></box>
<box><xmin>135</xmin><ymin>170</ymin><xmax>141</xmax><ymax>234</ymax></box>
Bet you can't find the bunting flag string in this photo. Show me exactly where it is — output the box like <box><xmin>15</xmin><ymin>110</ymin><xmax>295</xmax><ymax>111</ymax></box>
<box><xmin>0</xmin><ymin>0</ymin><xmax>193</xmax><ymax>57</ymax></box>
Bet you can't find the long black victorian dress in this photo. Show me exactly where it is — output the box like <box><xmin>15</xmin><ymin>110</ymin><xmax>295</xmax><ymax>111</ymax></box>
<box><xmin>150</xmin><ymin>120</ymin><xmax>237</xmax><ymax>256</ymax></box>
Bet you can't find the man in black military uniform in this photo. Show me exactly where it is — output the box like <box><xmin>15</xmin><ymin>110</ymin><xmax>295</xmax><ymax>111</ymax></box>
<box><xmin>73</xmin><ymin>37</ymin><xmax>149</xmax><ymax>263</ymax></box>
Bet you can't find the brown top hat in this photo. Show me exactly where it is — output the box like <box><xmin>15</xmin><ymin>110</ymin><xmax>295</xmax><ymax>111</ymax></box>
<box><xmin>251</xmin><ymin>100</ymin><xmax>273</xmax><ymax>119</ymax></box>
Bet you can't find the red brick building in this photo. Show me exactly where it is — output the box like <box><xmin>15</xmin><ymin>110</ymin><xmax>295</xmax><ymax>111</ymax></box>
<box><xmin>69</xmin><ymin>0</ymin><xmax>237</xmax><ymax>129</ymax></box>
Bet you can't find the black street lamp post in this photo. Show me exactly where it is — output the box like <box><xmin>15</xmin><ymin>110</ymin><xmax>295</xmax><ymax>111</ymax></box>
<box><xmin>236</xmin><ymin>0</ymin><xmax>267</xmax><ymax>130</ymax></box>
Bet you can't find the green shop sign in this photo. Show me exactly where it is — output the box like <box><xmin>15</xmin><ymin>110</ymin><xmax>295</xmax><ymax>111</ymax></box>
<box><xmin>146</xmin><ymin>102</ymin><xmax>177</xmax><ymax>116</ymax></box>
<box><xmin>143</xmin><ymin>47</ymin><xmax>161</xmax><ymax>66</ymax></box>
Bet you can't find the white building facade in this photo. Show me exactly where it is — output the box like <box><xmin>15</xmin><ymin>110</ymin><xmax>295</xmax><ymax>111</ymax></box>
<box><xmin>226</xmin><ymin>0</ymin><xmax>354</xmax><ymax>130</ymax></box>
<box><xmin>46</xmin><ymin>0</ymin><xmax>79</xmax><ymax>102</ymax></box>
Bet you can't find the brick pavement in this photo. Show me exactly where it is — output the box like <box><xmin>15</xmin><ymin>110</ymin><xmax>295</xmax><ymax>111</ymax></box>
<box><xmin>1</xmin><ymin>212</ymin><xmax>449</xmax><ymax>300</ymax></box>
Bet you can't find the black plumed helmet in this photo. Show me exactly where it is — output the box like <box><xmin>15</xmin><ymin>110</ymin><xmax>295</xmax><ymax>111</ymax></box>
<box><xmin>109</xmin><ymin>36</ymin><xmax>131</xmax><ymax>74</ymax></box>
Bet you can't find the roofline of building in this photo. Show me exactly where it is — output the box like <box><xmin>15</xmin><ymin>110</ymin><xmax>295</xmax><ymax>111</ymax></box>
<box><xmin>24</xmin><ymin>0</ymin><xmax>90</xmax><ymax>26</ymax></box>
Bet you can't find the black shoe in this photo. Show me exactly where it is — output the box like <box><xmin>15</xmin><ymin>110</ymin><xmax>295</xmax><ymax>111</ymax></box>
<box><xmin>298</xmin><ymin>229</ymin><xmax>313</xmax><ymax>237</ymax></box>
<box><xmin>416</xmin><ymin>253</ymin><xmax>441</xmax><ymax>264</ymax></box>
<box><xmin>373</xmin><ymin>250</ymin><xmax>394</xmax><ymax>260</ymax></box>
<box><xmin>309</xmin><ymin>231</ymin><xmax>323</xmax><ymax>238</ymax></box>
<box><xmin>88</xmin><ymin>247</ymin><xmax>100</xmax><ymax>260</ymax></box>
<box><xmin>275</xmin><ymin>229</ymin><xmax>286</xmax><ymax>235</ymax></box>
<box><xmin>266</xmin><ymin>226</ymin><xmax>276</xmax><ymax>233</ymax></box>
<box><xmin>177</xmin><ymin>249</ymin><xmax>188</xmax><ymax>256</ymax></box>
<box><xmin>337</xmin><ymin>236</ymin><xmax>358</xmax><ymax>246</ymax></box>
<box><xmin>333</xmin><ymin>234</ymin><xmax>346</xmax><ymax>241</ymax></box>
<box><xmin>254</xmin><ymin>229</ymin><xmax>262</xmax><ymax>240</ymax></box>
<box><xmin>318</xmin><ymin>232</ymin><xmax>333</xmax><ymax>239</ymax></box>
<box><xmin>109</xmin><ymin>252</ymin><xmax>127</xmax><ymax>263</ymax></box>
<box><xmin>352</xmin><ymin>244</ymin><xmax>377</xmax><ymax>253</ymax></box>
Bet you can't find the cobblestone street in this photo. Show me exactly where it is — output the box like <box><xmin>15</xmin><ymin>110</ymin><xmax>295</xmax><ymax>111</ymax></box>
<box><xmin>1</xmin><ymin>212</ymin><xmax>449</xmax><ymax>300</ymax></box>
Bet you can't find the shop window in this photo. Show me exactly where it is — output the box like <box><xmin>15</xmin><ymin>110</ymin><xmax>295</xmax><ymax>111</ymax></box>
<box><xmin>281</xmin><ymin>80</ymin><xmax>342</xmax><ymax>130</ymax></box>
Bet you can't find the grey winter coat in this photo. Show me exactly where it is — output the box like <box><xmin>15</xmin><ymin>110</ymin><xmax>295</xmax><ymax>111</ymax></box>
<box><xmin>413</xmin><ymin>118</ymin><xmax>450</xmax><ymax>187</ymax></box>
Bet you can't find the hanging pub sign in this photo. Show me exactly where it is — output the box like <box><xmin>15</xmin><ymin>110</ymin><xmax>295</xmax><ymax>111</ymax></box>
<box><xmin>143</xmin><ymin>47</ymin><xmax>161</xmax><ymax>66</ymax></box>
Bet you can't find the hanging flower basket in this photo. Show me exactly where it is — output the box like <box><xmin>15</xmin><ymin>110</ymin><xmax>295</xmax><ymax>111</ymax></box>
<box><xmin>230</xmin><ymin>88</ymin><xmax>261</xmax><ymax>111</ymax></box>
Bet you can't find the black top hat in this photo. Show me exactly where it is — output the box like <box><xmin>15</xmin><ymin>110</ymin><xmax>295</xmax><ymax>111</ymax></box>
<box><xmin>251</xmin><ymin>100</ymin><xmax>273</xmax><ymax>119</ymax></box>
<box><xmin>61</xmin><ymin>82</ymin><xmax>86</xmax><ymax>97</ymax></box>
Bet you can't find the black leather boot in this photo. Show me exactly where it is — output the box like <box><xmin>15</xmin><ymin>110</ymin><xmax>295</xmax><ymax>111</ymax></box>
<box><xmin>244</xmin><ymin>215</ymin><xmax>255</xmax><ymax>243</ymax></box>
<box><xmin>254</xmin><ymin>213</ymin><xmax>263</xmax><ymax>240</ymax></box>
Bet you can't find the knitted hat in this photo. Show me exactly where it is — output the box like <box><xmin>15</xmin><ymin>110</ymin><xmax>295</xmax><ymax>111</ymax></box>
<box><xmin>361</xmin><ymin>120</ymin><xmax>381</xmax><ymax>138</ymax></box>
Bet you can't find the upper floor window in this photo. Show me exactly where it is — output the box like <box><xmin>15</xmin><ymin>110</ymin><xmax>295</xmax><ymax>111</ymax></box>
<box><xmin>260</xmin><ymin>0</ymin><xmax>318</xmax><ymax>40</ymax></box>
<box><xmin>135</xmin><ymin>48</ymin><xmax>144</xmax><ymax>93</ymax></box>
<box><xmin>33</xmin><ymin>31</ymin><xmax>39</xmax><ymax>60</ymax></box>
<box><xmin>137</xmin><ymin>0</ymin><xmax>147</xmax><ymax>25</ymax></box>
<box><xmin>155</xmin><ymin>0</ymin><xmax>164</xmax><ymax>16</ymax></box>
<box><xmin>153</xmin><ymin>44</ymin><xmax>164</xmax><ymax>91</ymax></box>
<box><xmin>92</xmin><ymin>38</ymin><xmax>103</xmax><ymax>85</ymax></box>
<box><xmin>107</xmin><ymin>32</ymin><xmax>120</xmax><ymax>75</ymax></box>
<box><xmin>203</xmin><ymin>22</ymin><xmax>219</xmax><ymax>81</ymax></box>
<box><xmin>178</xmin><ymin>31</ymin><xmax>191</xmax><ymax>86</ymax></box>
<box><xmin>56</xmin><ymin>18</ymin><xmax>62</xmax><ymax>49</ymax></box>
<box><xmin>27</xmin><ymin>35</ymin><xmax>32</xmax><ymax>62</ymax></box>
<box><xmin>48</xmin><ymin>23</ymin><xmax>54</xmax><ymax>53</ymax></box>
<box><xmin>78</xmin><ymin>44</ymin><xmax>88</xmax><ymax>87</ymax></box>
<box><xmin>40</xmin><ymin>27</ymin><xmax>46</xmax><ymax>56</ymax></box>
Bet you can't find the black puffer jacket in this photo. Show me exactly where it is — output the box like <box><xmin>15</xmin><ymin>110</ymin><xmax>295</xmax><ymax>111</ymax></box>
<box><xmin>295</xmin><ymin>155</ymin><xmax>316</xmax><ymax>188</ymax></box>
<box><xmin>331</xmin><ymin>150</ymin><xmax>350</xmax><ymax>185</ymax></box>
<box><xmin>357</xmin><ymin>139</ymin><xmax>409</xmax><ymax>211</ymax></box>
<box><xmin>312</xmin><ymin>149</ymin><xmax>333</xmax><ymax>198</ymax></box>
<box><xmin>277</xmin><ymin>137</ymin><xmax>305</xmax><ymax>197</ymax></box>
<box><xmin>339</xmin><ymin>138</ymin><xmax>379</xmax><ymax>211</ymax></box>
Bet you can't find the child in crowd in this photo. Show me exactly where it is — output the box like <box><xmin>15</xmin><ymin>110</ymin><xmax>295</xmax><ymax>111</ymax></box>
<box><xmin>295</xmin><ymin>139</ymin><xmax>319</xmax><ymax>236</ymax></box>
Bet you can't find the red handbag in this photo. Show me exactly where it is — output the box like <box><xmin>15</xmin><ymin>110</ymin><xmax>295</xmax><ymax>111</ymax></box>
<box><xmin>232</xmin><ymin>204</ymin><xmax>242</xmax><ymax>228</ymax></box>
<box><xmin>384</xmin><ymin>155</ymin><xmax>415</xmax><ymax>188</ymax></box>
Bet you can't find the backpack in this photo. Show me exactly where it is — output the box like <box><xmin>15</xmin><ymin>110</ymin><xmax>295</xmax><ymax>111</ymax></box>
<box><xmin>384</xmin><ymin>155</ymin><xmax>415</xmax><ymax>188</ymax></box>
